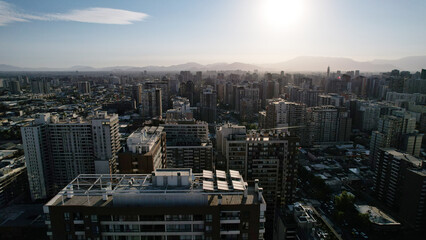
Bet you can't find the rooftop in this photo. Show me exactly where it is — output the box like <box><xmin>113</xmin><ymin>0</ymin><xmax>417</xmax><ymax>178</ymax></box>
<box><xmin>381</xmin><ymin>148</ymin><xmax>424</xmax><ymax>168</ymax></box>
<box><xmin>356</xmin><ymin>205</ymin><xmax>400</xmax><ymax>226</ymax></box>
<box><xmin>126</xmin><ymin>126</ymin><xmax>164</xmax><ymax>153</ymax></box>
<box><xmin>46</xmin><ymin>168</ymin><xmax>263</xmax><ymax>208</ymax></box>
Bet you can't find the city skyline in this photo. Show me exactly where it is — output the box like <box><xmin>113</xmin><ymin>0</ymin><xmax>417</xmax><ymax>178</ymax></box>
<box><xmin>1</xmin><ymin>1</ymin><xmax>426</xmax><ymax>239</ymax></box>
<box><xmin>0</xmin><ymin>0</ymin><xmax>425</xmax><ymax>67</ymax></box>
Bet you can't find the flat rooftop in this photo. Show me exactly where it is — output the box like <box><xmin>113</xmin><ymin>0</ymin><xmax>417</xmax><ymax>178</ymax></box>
<box><xmin>381</xmin><ymin>148</ymin><xmax>424</xmax><ymax>167</ymax></box>
<box><xmin>46</xmin><ymin>169</ymin><xmax>263</xmax><ymax>208</ymax></box>
<box><xmin>356</xmin><ymin>205</ymin><xmax>400</xmax><ymax>226</ymax></box>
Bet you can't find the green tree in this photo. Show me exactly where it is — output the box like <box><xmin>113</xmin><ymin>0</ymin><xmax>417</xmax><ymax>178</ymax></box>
<box><xmin>334</xmin><ymin>191</ymin><xmax>355</xmax><ymax>213</ymax></box>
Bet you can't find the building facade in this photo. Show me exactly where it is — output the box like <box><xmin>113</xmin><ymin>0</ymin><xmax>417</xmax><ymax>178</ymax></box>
<box><xmin>44</xmin><ymin>169</ymin><xmax>266</xmax><ymax>240</ymax></box>
<box><xmin>21</xmin><ymin>112</ymin><xmax>120</xmax><ymax>200</ymax></box>
<box><xmin>160</xmin><ymin>119</ymin><xmax>213</xmax><ymax>173</ymax></box>
<box><xmin>118</xmin><ymin>126</ymin><xmax>167</xmax><ymax>174</ymax></box>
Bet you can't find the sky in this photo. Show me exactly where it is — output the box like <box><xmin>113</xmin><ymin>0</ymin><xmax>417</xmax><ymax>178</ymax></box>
<box><xmin>0</xmin><ymin>0</ymin><xmax>425</xmax><ymax>68</ymax></box>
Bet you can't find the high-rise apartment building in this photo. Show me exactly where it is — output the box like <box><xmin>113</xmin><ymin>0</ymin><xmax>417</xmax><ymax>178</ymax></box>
<box><xmin>401</xmin><ymin>132</ymin><xmax>423</xmax><ymax>157</ymax></box>
<box><xmin>9</xmin><ymin>80</ymin><xmax>21</xmax><ymax>94</ymax></box>
<box><xmin>263</xmin><ymin>99</ymin><xmax>307</xmax><ymax>135</ymax></box>
<box><xmin>245</xmin><ymin>131</ymin><xmax>299</xmax><ymax>230</ymax></box>
<box><xmin>21</xmin><ymin>112</ymin><xmax>120</xmax><ymax>200</ymax></box>
<box><xmin>373</xmin><ymin>148</ymin><xmax>425</xmax><ymax>235</ymax></box>
<box><xmin>77</xmin><ymin>81</ymin><xmax>91</xmax><ymax>94</ymax></box>
<box><xmin>141</xmin><ymin>88</ymin><xmax>162</xmax><ymax>119</ymax></box>
<box><xmin>370</xmin><ymin>113</ymin><xmax>417</xmax><ymax>168</ymax></box>
<box><xmin>160</xmin><ymin>119</ymin><xmax>213</xmax><ymax>173</ymax></box>
<box><xmin>118</xmin><ymin>126</ymin><xmax>167</xmax><ymax>174</ymax></box>
<box><xmin>44</xmin><ymin>168</ymin><xmax>266</xmax><ymax>240</ymax></box>
<box><xmin>200</xmin><ymin>86</ymin><xmax>217</xmax><ymax>123</ymax></box>
<box><xmin>264</xmin><ymin>99</ymin><xmax>289</xmax><ymax>129</ymax></box>
<box><xmin>31</xmin><ymin>79</ymin><xmax>51</xmax><ymax>94</ymax></box>
<box><xmin>132</xmin><ymin>84</ymin><xmax>143</xmax><ymax>106</ymax></box>
<box><xmin>216</xmin><ymin>124</ymin><xmax>247</xmax><ymax>176</ymax></box>
<box><xmin>216</xmin><ymin>126</ymin><xmax>299</xmax><ymax>238</ymax></box>
<box><xmin>306</xmin><ymin>106</ymin><xmax>352</xmax><ymax>144</ymax></box>
<box><xmin>239</xmin><ymin>88</ymin><xmax>261</xmax><ymax>122</ymax></box>
<box><xmin>145</xmin><ymin>80</ymin><xmax>169</xmax><ymax>111</ymax></box>
<box><xmin>166</xmin><ymin>96</ymin><xmax>193</xmax><ymax>120</ymax></box>
<box><xmin>399</xmin><ymin>168</ymin><xmax>426</xmax><ymax>234</ymax></box>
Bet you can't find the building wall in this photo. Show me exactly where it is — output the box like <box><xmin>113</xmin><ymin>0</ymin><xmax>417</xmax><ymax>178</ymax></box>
<box><xmin>47</xmin><ymin>202</ymin><xmax>262</xmax><ymax>240</ymax></box>
<box><xmin>399</xmin><ymin>169</ymin><xmax>426</xmax><ymax>233</ymax></box>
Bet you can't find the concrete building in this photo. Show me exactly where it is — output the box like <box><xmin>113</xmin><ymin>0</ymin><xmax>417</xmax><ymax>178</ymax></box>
<box><xmin>399</xmin><ymin>168</ymin><xmax>426</xmax><ymax>234</ymax></box>
<box><xmin>160</xmin><ymin>119</ymin><xmax>213</xmax><ymax>173</ymax></box>
<box><xmin>239</xmin><ymin>88</ymin><xmax>261</xmax><ymax>122</ymax></box>
<box><xmin>355</xmin><ymin>205</ymin><xmax>400</xmax><ymax>232</ymax></box>
<box><xmin>77</xmin><ymin>81</ymin><xmax>91</xmax><ymax>94</ymax></box>
<box><xmin>216</xmin><ymin>126</ymin><xmax>300</xmax><ymax>238</ymax></box>
<box><xmin>245</xmin><ymin>131</ymin><xmax>299</xmax><ymax>230</ymax></box>
<box><xmin>263</xmin><ymin>99</ymin><xmax>307</xmax><ymax>135</ymax></box>
<box><xmin>132</xmin><ymin>84</ymin><xmax>143</xmax><ymax>106</ymax></box>
<box><xmin>274</xmin><ymin>202</ymin><xmax>343</xmax><ymax>240</ymax></box>
<box><xmin>386</xmin><ymin>92</ymin><xmax>426</xmax><ymax>105</ymax></box>
<box><xmin>370</xmin><ymin>114</ymin><xmax>417</xmax><ymax>168</ymax></box>
<box><xmin>373</xmin><ymin>148</ymin><xmax>424</xmax><ymax>209</ymax></box>
<box><xmin>21</xmin><ymin>112</ymin><xmax>120</xmax><ymax>200</ymax></box>
<box><xmin>373</xmin><ymin>148</ymin><xmax>426</xmax><ymax>235</ymax></box>
<box><xmin>307</xmin><ymin>106</ymin><xmax>352</xmax><ymax>144</ymax></box>
<box><xmin>31</xmin><ymin>79</ymin><xmax>51</xmax><ymax>94</ymax></box>
<box><xmin>216</xmin><ymin>124</ymin><xmax>247</xmax><ymax>177</ymax></box>
<box><xmin>141</xmin><ymin>88</ymin><xmax>162</xmax><ymax>119</ymax></box>
<box><xmin>264</xmin><ymin>99</ymin><xmax>288</xmax><ymax>129</ymax></box>
<box><xmin>200</xmin><ymin>86</ymin><xmax>217</xmax><ymax>123</ymax></box>
<box><xmin>9</xmin><ymin>80</ymin><xmax>21</xmax><ymax>94</ymax></box>
<box><xmin>145</xmin><ymin>80</ymin><xmax>169</xmax><ymax>111</ymax></box>
<box><xmin>166</xmin><ymin>96</ymin><xmax>193</xmax><ymax>120</ymax></box>
<box><xmin>118</xmin><ymin>126</ymin><xmax>167</xmax><ymax>174</ymax></box>
<box><xmin>401</xmin><ymin>132</ymin><xmax>423</xmax><ymax>157</ymax></box>
<box><xmin>44</xmin><ymin>168</ymin><xmax>266</xmax><ymax>240</ymax></box>
<box><xmin>0</xmin><ymin>156</ymin><xmax>28</xmax><ymax>207</ymax></box>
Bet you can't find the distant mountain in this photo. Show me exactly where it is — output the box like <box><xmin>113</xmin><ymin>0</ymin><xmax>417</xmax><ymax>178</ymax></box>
<box><xmin>0</xmin><ymin>56</ymin><xmax>424</xmax><ymax>72</ymax></box>
<box><xmin>205</xmin><ymin>62</ymin><xmax>260</xmax><ymax>71</ymax></box>
<box><xmin>0</xmin><ymin>64</ymin><xmax>25</xmax><ymax>71</ymax></box>
<box><xmin>69</xmin><ymin>65</ymin><xmax>96</xmax><ymax>71</ymax></box>
<box><xmin>262</xmin><ymin>56</ymin><xmax>398</xmax><ymax>72</ymax></box>
<box><xmin>371</xmin><ymin>56</ymin><xmax>426</xmax><ymax>71</ymax></box>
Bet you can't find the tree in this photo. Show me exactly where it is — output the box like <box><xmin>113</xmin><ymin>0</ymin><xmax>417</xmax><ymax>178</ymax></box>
<box><xmin>334</xmin><ymin>191</ymin><xmax>355</xmax><ymax>213</ymax></box>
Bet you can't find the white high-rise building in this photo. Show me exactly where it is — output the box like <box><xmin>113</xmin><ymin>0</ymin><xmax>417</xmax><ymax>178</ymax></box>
<box><xmin>21</xmin><ymin>112</ymin><xmax>120</xmax><ymax>200</ymax></box>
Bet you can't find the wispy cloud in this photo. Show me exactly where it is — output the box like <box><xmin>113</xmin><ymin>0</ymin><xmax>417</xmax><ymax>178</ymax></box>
<box><xmin>46</xmin><ymin>8</ymin><xmax>148</xmax><ymax>25</ymax></box>
<box><xmin>0</xmin><ymin>1</ymin><xmax>30</xmax><ymax>26</ymax></box>
<box><xmin>0</xmin><ymin>1</ymin><xmax>148</xmax><ymax>26</ymax></box>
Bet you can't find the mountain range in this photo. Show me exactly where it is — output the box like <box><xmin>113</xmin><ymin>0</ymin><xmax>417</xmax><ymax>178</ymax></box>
<box><xmin>0</xmin><ymin>56</ymin><xmax>425</xmax><ymax>72</ymax></box>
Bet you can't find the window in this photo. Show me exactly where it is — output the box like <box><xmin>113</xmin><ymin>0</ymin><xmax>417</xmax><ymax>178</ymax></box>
<box><xmin>205</xmin><ymin>214</ymin><xmax>212</xmax><ymax>222</ymax></box>
<box><xmin>242</xmin><ymin>233</ymin><xmax>249</xmax><ymax>240</ymax></box>
<box><xmin>64</xmin><ymin>212</ymin><xmax>70</xmax><ymax>220</ymax></box>
<box><xmin>74</xmin><ymin>212</ymin><xmax>81</xmax><ymax>220</ymax></box>
<box><xmin>91</xmin><ymin>215</ymin><xmax>98</xmax><ymax>222</ymax></box>
<box><xmin>242</xmin><ymin>222</ymin><xmax>249</xmax><ymax>230</ymax></box>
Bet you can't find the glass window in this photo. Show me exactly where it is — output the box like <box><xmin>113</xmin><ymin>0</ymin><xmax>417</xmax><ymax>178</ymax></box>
<box><xmin>64</xmin><ymin>212</ymin><xmax>70</xmax><ymax>220</ymax></box>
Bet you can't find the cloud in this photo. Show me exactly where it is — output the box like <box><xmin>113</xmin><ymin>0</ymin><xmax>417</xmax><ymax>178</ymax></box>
<box><xmin>0</xmin><ymin>1</ymin><xmax>148</xmax><ymax>26</ymax></box>
<box><xmin>0</xmin><ymin>1</ymin><xmax>29</xmax><ymax>26</ymax></box>
<box><xmin>46</xmin><ymin>8</ymin><xmax>148</xmax><ymax>25</ymax></box>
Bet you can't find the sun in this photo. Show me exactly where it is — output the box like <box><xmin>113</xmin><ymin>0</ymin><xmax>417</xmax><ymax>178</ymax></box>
<box><xmin>261</xmin><ymin>0</ymin><xmax>305</xmax><ymax>30</ymax></box>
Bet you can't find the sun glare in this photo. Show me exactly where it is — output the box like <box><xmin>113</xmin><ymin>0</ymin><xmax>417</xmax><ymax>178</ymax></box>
<box><xmin>261</xmin><ymin>0</ymin><xmax>304</xmax><ymax>30</ymax></box>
